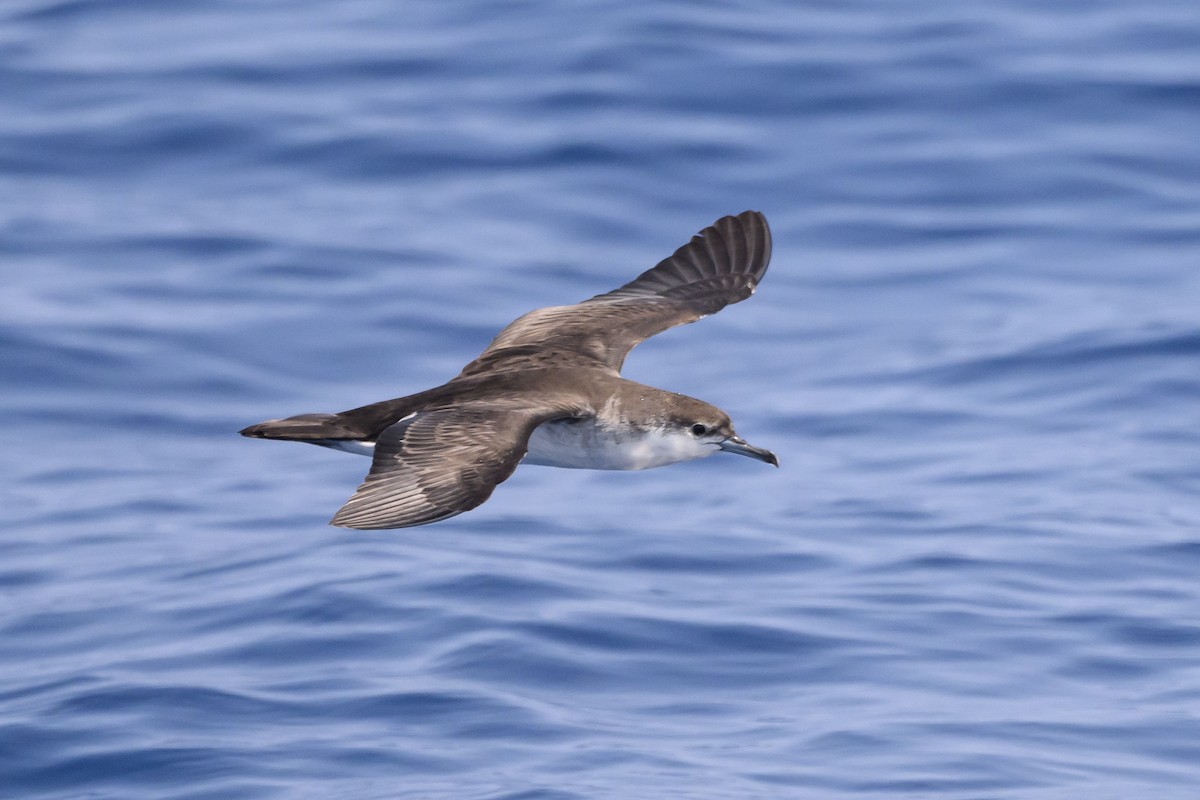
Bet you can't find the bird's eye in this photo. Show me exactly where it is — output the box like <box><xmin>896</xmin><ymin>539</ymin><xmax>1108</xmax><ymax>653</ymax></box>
<box><xmin>690</xmin><ymin>423</ymin><xmax>708</xmax><ymax>436</ymax></box>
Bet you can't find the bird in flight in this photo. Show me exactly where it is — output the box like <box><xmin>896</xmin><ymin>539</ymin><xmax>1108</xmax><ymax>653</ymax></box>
<box><xmin>242</xmin><ymin>211</ymin><xmax>778</xmax><ymax>529</ymax></box>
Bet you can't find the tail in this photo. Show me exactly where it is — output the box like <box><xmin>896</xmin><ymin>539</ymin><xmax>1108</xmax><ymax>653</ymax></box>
<box><xmin>239</xmin><ymin>413</ymin><xmax>366</xmax><ymax>441</ymax></box>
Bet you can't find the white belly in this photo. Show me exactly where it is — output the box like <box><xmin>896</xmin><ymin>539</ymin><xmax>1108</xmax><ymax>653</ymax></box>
<box><xmin>524</xmin><ymin>419</ymin><xmax>714</xmax><ymax>471</ymax></box>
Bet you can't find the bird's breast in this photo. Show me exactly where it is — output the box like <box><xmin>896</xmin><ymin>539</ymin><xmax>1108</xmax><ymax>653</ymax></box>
<box><xmin>524</xmin><ymin>418</ymin><xmax>713</xmax><ymax>471</ymax></box>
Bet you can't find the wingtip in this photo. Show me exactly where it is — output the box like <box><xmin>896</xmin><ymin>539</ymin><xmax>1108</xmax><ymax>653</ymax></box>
<box><xmin>329</xmin><ymin>504</ymin><xmax>374</xmax><ymax>530</ymax></box>
<box><xmin>717</xmin><ymin>210</ymin><xmax>772</xmax><ymax>287</ymax></box>
<box><xmin>328</xmin><ymin>512</ymin><xmax>373</xmax><ymax>530</ymax></box>
<box><xmin>730</xmin><ymin>209</ymin><xmax>768</xmax><ymax>230</ymax></box>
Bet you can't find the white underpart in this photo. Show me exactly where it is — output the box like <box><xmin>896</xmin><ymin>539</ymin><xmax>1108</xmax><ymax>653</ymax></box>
<box><xmin>525</xmin><ymin>419</ymin><xmax>717</xmax><ymax>470</ymax></box>
<box><xmin>320</xmin><ymin>411</ymin><xmax>416</xmax><ymax>457</ymax></box>
<box><xmin>322</xmin><ymin>439</ymin><xmax>376</xmax><ymax>456</ymax></box>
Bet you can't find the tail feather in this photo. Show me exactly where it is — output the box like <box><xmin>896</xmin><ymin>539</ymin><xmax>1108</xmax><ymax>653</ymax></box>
<box><xmin>239</xmin><ymin>413</ymin><xmax>365</xmax><ymax>441</ymax></box>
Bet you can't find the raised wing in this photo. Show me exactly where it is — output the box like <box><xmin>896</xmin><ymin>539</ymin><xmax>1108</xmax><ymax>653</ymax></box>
<box><xmin>330</xmin><ymin>406</ymin><xmax>544</xmax><ymax>529</ymax></box>
<box><xmin>459</xmin><ymin>210</ymin><xmax>771</xmax><ymax>376</ymax></box>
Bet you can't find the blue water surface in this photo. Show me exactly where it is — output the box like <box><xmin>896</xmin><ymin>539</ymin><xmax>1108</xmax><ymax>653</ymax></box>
<box><xmin>3</xmin><ymin>1</ymin><xmax>1200</xmax><ymax>797</ymax></box>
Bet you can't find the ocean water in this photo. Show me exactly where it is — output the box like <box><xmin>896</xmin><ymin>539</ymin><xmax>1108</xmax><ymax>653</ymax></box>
<box><xmin>3</xmin><ymin>0</ymin><xmax>1200</xmax><ymax>797</ymax></box>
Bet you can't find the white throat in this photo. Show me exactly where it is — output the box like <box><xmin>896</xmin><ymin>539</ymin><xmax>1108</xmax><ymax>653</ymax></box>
<box><xmin>524</xmin><ymin>419</ymin><xmax>716</xmax><ymax>471</ymax></box>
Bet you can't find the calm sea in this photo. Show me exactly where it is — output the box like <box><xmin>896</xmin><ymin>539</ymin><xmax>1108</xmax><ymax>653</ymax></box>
<box><xmin>2</xmin><ymin>1</ymin><xmax>1199</xmax><ymax>797</ymax></box>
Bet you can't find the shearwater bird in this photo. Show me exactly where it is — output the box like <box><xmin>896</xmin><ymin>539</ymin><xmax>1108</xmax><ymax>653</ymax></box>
<box><xmin>241</xmin><ymin>211</ymin><xmax>778</xmax><ymax>529</ymax></box>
